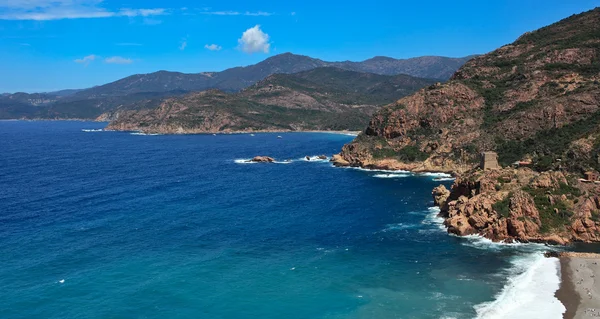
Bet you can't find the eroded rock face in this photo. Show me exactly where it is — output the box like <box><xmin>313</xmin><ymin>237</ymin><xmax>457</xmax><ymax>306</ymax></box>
<box><xmin>432</xmin><ymin>185</ymin><xmax>450</xmax><ymax>209</ymax></box>
<box><xmin>336</xmin><ymin>9</ymin><xmax>600</xmax><ymax>176</ymax></box>
<box><xmin>436</xmin><ymin>167</ymin><xmax>600</xmax><ymax>245</ymax></box>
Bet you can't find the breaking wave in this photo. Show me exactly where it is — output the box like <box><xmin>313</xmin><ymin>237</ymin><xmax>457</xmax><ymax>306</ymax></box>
<box><xmin>233</xmin><ymin>159</ymin><xmax>294</xmax><ymax>164</ymax></box>
<box><xmin>300</xmin><ymin>156</ymin><xmax>330</xmax><ymax>162</ymax></box>
<box><xmin>82</xmin><ymin>129</ymin><xmax>103</xmax><ymax>132</ymax></box>
<box><xmin>373</xmin><ymin>173</ymin><xmax>410</xmax><ymax>179</ymax></box>
<box><xmin>474</xmin><ymin>253</ymin><xmax>565</xmax><ymax>319</ymax></box>
<box><xmin>420</xmin><ymin>207</ymin><xmax>446</xmax><ymax>232</ymax></box>
<box><xmin>130</xmin><ymin>132</ymin><xmax>162</xmax><ymax>136</ymax></box>
<box><xmin>418</xmin><ymin>172</ymin><xmax>453</xmax><ymax>178</ymax></box>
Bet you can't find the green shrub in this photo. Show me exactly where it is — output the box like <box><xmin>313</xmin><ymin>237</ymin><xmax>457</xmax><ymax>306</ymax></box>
<box><xmin>525</xmin><ymin>187</ymin><xmax>573</xmax><ymax>233</ymax></box>
<box><xmin>557</xmin><ymin>182</ymin><xmax>582</xmax><ymax>197</ymax></box>
<box><xmin>372</xmin><ymin>148</ymin><xmax>399</xmax><ymax>159</ymax></box>
<box><xmin>493</xmin><ymin>196</ymin><xmax>511</xmax><ymax>218</ymax></box>
<box><xmin>535</xmin><ymin>156</ymin><xmax>554</xmax><ymax>171</ymax></box>
<box><xmin>397</xmin><ymin>145</ymin><xmax>429</xmax><ymax>162</ymax></box>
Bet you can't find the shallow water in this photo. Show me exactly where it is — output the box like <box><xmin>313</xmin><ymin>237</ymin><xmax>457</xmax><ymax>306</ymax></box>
<box><xmin>0</xmin><ymin>121</ymin><xmax>563</xmax><ymax>318</ymax></box>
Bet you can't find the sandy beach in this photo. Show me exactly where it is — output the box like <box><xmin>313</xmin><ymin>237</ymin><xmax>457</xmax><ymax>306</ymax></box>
<box><xmin>557</xmin><ymin>252</ymin><xmax>600</xmax><ymax>319</ymax></box>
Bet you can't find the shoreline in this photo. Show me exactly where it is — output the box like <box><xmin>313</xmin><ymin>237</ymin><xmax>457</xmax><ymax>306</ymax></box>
<box><xmin>0</xmin><ymin>119</ymin><xmax>361</xmax><ymax>136</ymax></box>
<box><xmin>112</xmin><ymin>128</ymin><xmax>362</xmax><ymax>136</ymax></box>
<box><xmin>556</xmin><ymin>252</ymin><xmax>600</xmax><ymax>319</ymax></box>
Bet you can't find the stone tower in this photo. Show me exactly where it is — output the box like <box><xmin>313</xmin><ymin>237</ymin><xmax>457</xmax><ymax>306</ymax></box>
<box><xmin>480</xmin><ymin>152</ymin><xmax>499</xmax><ymax>170</ymax></box>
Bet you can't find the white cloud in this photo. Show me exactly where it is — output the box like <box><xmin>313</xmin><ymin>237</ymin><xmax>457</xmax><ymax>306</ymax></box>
<box><xmin>201</xmin><ymin>11</ymin><xmax>239</xmax><ymax>16</ymax></box>
<box><xmin>74</xmin><ymin>54</ymin><xmax>97</xmax><ymax>65</ymax></box>
<box><xmin>204</xmin><ymin>44</ymin><xmax>221</xmax><ymax>51</ymax></box>
<box><xmin>179</xmin><ymin>40</ymin><xmax>187</xmax><ymax>51</ymax></box>
<box><xmin>0</xmin><ymin>0</ymin><xmax>167</xmax><ymax>20</ymax></box>
<box><xmin>244</xmin><ymin>11</ymin><xmax>272</xmax><ymax>16</ymax></box>
<box><xmin>238</xmin><ymin>25</ymin><xmax>270</xmax><ymax>54</ymax></box>
<box><xmin>200</xmin><ymin>10</ymin><xmax>273</xmax><ymax>16</ymax></box>
<box><xmin>104</xmin><ymin>56</ymin><xmax>132</xmax><ymax>64</ymax></box>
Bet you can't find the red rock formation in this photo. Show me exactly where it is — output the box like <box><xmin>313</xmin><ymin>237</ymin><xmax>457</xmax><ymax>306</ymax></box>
<box><xmin>434</xmin><ymin>167</ymin><xmax>600</xmax><ymax>244</ymax></box>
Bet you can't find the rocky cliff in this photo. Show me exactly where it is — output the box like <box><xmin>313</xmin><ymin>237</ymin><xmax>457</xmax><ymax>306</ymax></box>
<box><xmin>334</xmin><ymin>8</ymin><xmax>600</xmax><ymax>173</ymax></box>
<box><xmin>433</xmin><ymin>168</ymin><xmax>600</xmax><ymax>245</ymax></box>
<box><xmin>333</xmin><ymin>8</ymin><xmax>600</xmax><ymax>244</ymax></box>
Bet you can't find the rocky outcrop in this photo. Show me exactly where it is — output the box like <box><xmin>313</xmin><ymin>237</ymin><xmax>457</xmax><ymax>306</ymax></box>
<box><xmin>434</xmin><ymin>167</ymin><xmax>600</xmax><ymax>244</ymax></box>
<box><xmin>432</xmin><ymin>185</ymin><xmax>450</xmax><ymax>208</ymax></box>
<box><xmin>249</xmin><ymin>156</ymin><xmax>275</xmax><ymax>163</ymax></box>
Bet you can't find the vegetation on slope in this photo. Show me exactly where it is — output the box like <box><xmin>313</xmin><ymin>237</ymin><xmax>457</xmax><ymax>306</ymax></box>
<box><xmin>106</xmin><ymin>68</ymin><xmax>437</xmax><ymax>133</ymax></box>
<box><xmin>340</xmin><ymin>7</ymin><xmax>600</xmax><ymax>173</ymax></box>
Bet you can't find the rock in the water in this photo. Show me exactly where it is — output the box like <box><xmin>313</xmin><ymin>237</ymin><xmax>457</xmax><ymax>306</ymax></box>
<box><xmin>305</xmin><ymin>156</ymin><xmax>311</xmax><ymax>161</ymax></box>
<box><xmin>330</xmin><ymin>154</ymin><xmax>350</xmax><ymax>166</ymax></box>
<box><xmin>317</xmin><ymin>155</ymin><xmax>327</xmax><ymax>160</ymax></box>
<box><xmin>432</xmin><ymin>185</ymin><xmax>450</xmax><ymax>208</ymax></box>
<box><xmin>249</xmin><ymin>156</ymin><xmax>275</xmax><ymax>163</ymax></box>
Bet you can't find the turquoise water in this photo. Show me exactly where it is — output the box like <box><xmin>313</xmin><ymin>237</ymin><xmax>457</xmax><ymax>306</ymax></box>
<box><xmin>0</xmin><ymin>121</ymin><xmax>556</xmax><ymax>318</ymax></box>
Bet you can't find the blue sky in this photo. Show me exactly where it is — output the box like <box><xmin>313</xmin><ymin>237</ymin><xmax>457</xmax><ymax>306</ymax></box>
<box><xmin>0</xmin><ymin>0</ymin><xmax>598</xmax><ymax>93</ymax></box>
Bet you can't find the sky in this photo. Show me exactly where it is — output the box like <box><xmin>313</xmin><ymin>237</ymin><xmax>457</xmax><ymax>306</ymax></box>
<box><xmin>0</xmin><ymin>0</ymin><xmax>599</xmax><ymax>93</ymax></box>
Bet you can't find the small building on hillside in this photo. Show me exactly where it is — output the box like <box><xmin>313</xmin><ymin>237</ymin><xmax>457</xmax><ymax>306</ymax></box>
<box><xmin>512</xmin><ymin>160</ymin><xmax>532</xmax><ymax>168</ymax></box>
<box><xmin>584</xmin><ymin>171</ymin><xmax>599</xmax><ymax>182</ymax></box>
<box><xmin>480</xmin><ymin>152</ymin><xmax>500</xmax><ymax>170</ymax></box>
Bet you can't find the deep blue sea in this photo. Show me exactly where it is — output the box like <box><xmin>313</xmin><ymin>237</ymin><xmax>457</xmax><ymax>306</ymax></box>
<box><xmin>0</xmin><ymin>121</ymin><xmax>565</xmax><ymax>319</ymax></box>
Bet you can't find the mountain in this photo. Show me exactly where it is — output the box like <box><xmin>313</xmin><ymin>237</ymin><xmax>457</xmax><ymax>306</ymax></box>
<box><xmin>0</xmin><ymin>53</ymin><xmax>472</xmax><ymax>120</ymax></box>
<box><xmin>74</xmin><ymin>53</ymin><xmax>472</xmax><ymax>96</ymax></box>
<box><xmin>104</xmin><ymin>67</ymin><xmax>437</xmax><ymax>133</ymax></box>
<box><xmin>0</xmin><ymin>90</ymin><xmax>188</xmax><ymax>119</ymax></box>
<box><xmin>332</xmin><ymin>55</ymin><xmax>477</xmax><ymax>79</ymax></box>
<box><xmin>333</xmin><ymin>8</ymin><xmax>600</xmax><ymax>244</ymax></box>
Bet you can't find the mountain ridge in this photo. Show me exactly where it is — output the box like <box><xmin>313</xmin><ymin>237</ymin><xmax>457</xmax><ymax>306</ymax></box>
<box><xmin>0</xmin><ymin>53</ymin><xmax>472</xmax><ymax>120</ymax></box>
<box><xmin>103</xmin><ymin>67</ymin><xmax>437</xmax><ymax>133</ymax></box>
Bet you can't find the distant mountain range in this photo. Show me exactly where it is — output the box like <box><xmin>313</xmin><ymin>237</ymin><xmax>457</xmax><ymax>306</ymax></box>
<box><xmin>105</xmin><ymin>67</ymin><xmax>438</xmax><ymax>133</ymax></box>
<box><xmin>0</xmin><ymin>53</ymin><xmax>475</xmax><ymax>120</ymax></box>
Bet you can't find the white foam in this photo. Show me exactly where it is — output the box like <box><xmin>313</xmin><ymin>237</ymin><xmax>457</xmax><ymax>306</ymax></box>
<box><xmin>134</xmin><ymin>132</ymin><xmax>161</xmax><ymax>136</ymax></box>
<box><xmin>339</xmin><ymin>166</ymin><xmax>411</xmax><ymax>174</ymax></box>
<box><xmin>421</xmin><ymin>207</ymin><xmax>446</xmax><ymax>231</ymax></box>
<box><xmin>474</xmin><ymin>253</ymin><xmax>565</xmax><ymax>319</ymax></box>
<box><xmin>234</xmin><ymin>159</ymin><xmax>258</xmax><ymax>164</ymax></box>
<box><xmin>373</xmin><ymin>173</ymin><xmax>410</xmax><ymax>179</ymax></box>
<box><xmin>419</xmin><ymin>172</ymin><xmax>453</xmax><ymax>178</ymax></box>
<box><xmin>300</xmin><ymin>156</ymin><xmax>329</xmax><ymax>162</ymax></box>
<box><xmin>58</xmin><ymin>279</ymin><xmax>65</xmax><ymax>284</ymax></box>
<box><xmin>130</xmin><ymin>132</ymin><xmax>162</xmax><ymax>136</ymax></box>
<box><xmin>81</xmin><ymin>129</ymin><xmax>103</xmax><ymax>132</ymax></box>
<box><xmin>233</xmin><ymin>159</ymin><xmax>293</xmax><ymax>164</ymax></box>
<box><xmin>337</xmin><ymin>166</ymin><xmax>455</xmax><ymax>181</ymax></box>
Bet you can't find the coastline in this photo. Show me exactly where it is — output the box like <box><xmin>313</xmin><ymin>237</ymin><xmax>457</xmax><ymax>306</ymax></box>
<box><xmin>0</xmin><ymin>119</ymin><xmax>361</xmax><ymax>136</ymax></box>
<box><xmin>556</xmin><ymin>252</ymin><xmax>600</xmax><ymax>319</ymax></box>
<box><xmin>109</xmin><ymin>127</ymin><xmax>362</xmax><ymax>136</ymax></box>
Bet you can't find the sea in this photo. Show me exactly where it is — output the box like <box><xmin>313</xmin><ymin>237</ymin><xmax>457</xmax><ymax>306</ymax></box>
<box><xmin>0</xmin><ymin>120</ymin><xmax>566</xmax><ymax>319</ymax></box>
